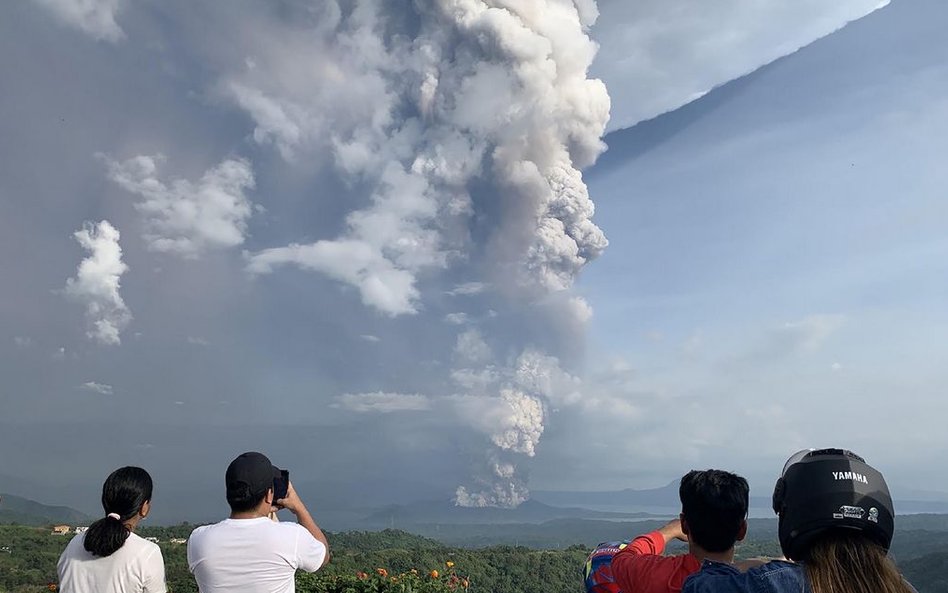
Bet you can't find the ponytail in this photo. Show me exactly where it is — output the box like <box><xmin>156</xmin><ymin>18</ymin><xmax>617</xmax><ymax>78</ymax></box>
<box><xmin>83</xmin><ymin>467</ymin><xmax>153</xmax><ymax>557</ymax></box>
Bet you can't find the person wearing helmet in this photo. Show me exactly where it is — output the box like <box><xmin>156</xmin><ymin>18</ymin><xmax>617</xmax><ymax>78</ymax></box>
<box><xmin>681</xmin><ymin>448</ymin><xmax>917</xmax><ymax>593</ymax></box>
<box><xmin>610</xmin><ymin>469</ymin><xmax>751</xmax><ymax>593</ymax></box>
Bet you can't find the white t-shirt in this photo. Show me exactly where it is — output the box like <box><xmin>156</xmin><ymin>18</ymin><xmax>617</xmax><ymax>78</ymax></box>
<box><xmin>187</xmin><ymin>517</ymin><xmax>327</xmax><ymax>593</ymax></box>
<box><xmin>58</xmin><ymin>531</ymin><xmax>166</xmax><ymax>593</ymax></box>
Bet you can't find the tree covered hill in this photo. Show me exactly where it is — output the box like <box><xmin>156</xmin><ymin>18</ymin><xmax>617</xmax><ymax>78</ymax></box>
<box><xmin>3</xmin><ymin>520</ymin><xmax>948</xmax><ymax>593</ymax></box>
<box><xmin>0</xmin><ymin>493</ymin><xmax>92</xmax><ymax>526</ymax></box>
<box><xmin>901</xmin><ymin>551</ymin><xmax>948</xmax><ymax>593</ymax></box>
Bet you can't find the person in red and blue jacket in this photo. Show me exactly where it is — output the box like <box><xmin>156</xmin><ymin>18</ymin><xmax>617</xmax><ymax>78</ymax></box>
<box><xmin>610</xmin><ymin>469</ymin><xmax>751</xmax><ymax>593</ymax></box>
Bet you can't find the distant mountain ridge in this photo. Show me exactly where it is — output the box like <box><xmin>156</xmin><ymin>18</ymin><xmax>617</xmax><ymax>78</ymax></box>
<box><xmin>531</xmin><ymin>481</ymin><xmax>681</xmax><ymax>508</ymax></box>
<box><xmin>0</xmin><ymin>493</ymin><xmax>94</xmax><ymax>526</ymax></box>
<box><xmin>531</xmin><ymin>481</ymin><xmax>948</xmax><ymax>514</ymax></box>
<box><xmin>361</xmin><ymin>498</ymin><xmax>659</xmax><ymax>527</ymax></box>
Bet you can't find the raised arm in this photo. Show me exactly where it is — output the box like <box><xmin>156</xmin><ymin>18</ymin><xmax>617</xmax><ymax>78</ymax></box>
<box><xmin>277</xmin><ymin>482</ymin><xmax>330</xmax><ymax>569</ymax></box>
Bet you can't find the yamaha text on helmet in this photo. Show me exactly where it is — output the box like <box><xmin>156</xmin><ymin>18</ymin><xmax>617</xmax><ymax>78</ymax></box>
<box><xmin>771</xmin><ymin>448</ymin><xmax>894</xmax><ymax>561</ymax></box>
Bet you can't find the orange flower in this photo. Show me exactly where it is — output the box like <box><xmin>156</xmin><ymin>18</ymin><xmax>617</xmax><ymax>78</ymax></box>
<box><xmin>461</xmin><ymin>579</ymin><xmax>470</xmax><ymax>588</ymax></box>
<box><xmin>430</xmin><ymin>569</ymin><xmax>440</xmax><ymax>578</ymax></box>
<box><xmin>356</xmin><ymin>571</ymin><xmax>368</xmax><ymax>580</ymax></box>
<box><xmin>47</xmin><ymin>586</ymin><xmax>58</xmax><ymax>592</ymax></box>
<box><xmin>376</xmin><ymin>568</ymin><xmax>389</xmax><ymax>578</ymax></box>
<box><xmin>446</xmin><ymin>561</ymin><xmax>455</xmax><ymax>568</ymax></box>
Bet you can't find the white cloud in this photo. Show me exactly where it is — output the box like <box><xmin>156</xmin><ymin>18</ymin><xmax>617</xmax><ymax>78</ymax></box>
<box><xmin>777</xmin><ymin>314</ymin><xmax>846</xmax><ymax>351</ymax></box>
<box><xmin>454</xmin><ymin>329</ymin><xmax>493</xmax><ymax>366</ymax></box>
<box><xmin>79</xmin><ymin>381</ymin><xmax>113</xmax><ymax>395</ymax></box>
<box><xmin>444</xmin><ymin>312</ymin><xmax>469</xmax><ymax>325</ymax></box>
<box><xmin>334</xmin><ymin>392</ymin><xmax>432</xmax><ymax>414</ymax></box>
<box><xmin>105</xmin><ymin>155</ymin><xmax>255</xmax><ymax>258</ymax></box>
<box><xmin>593</xmin><ymin>0</ymin><xmax>889</xmax><ymax>130</ymax></box>
<box><xmin>448</xmin><ymin>283</ymin><xmax>489</xmax><ymax>296</ymax></box>
<box><xmin>235</xmin><ymin>1</ymin><xmax>609</xmax><ymax>315</ymax></box>
<box><xmin>13</xmin><ymin>337</ymin><xmax>32</xmax><ymax>348</ymax></box>
<box><xmin>359</xmin><ymin>334</ymin><xmax>381</xmax><ymax>343</ymax></box>
<box><xmin>488</xmin><ymin>389</ymin><xmax>545</xmax><ymax>457</ymax></box>
<box><xmin>744</xmin><ymin>314</ymin><xmax>846</xmax><ymax>362</ymax></box>
<box><xmin>63</xmin><ymin>220</ymin><xmax>131</xmax><ymax>345</ymax></box>
<box><xmin>566</xmin><ymin>295</ymin><xmax>593</xmax><ymax>324</ymax></box>
<box><xmin>32</xmin><ymin>0</ymin><xmax>124</xmax><ymax>43</ymax></box>
<box><xmin>448</xmin><ymin>390</ymin><xmax>545</xmax><ymax>457</ymax></box>
<box><xmin>513</xmin><ymin>349</ymin><xmax>583</xmax><ymax>408</ymax></box>
<box><xmin>186</xmin><ymin>336</ymin><xmax>209</xmax><ymax>346</ymax></box>
<box><xmin>246</xmin><ymin>239</ymin><xmax>419</xmax><ymax>316</ymax></box>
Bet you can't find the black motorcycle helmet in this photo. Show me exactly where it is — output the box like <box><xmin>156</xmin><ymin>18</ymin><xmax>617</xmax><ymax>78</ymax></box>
<box><xmin>772</xmin><ymin>448</ymin><xmax>894</xmax><ymax>561</ymax></box>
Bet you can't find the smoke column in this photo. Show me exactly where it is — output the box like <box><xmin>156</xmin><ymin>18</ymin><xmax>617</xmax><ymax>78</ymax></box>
<box><xmin>231</xmin><ymin>0</ymin><xmax>610</xmax><ymax>506</ymax></box>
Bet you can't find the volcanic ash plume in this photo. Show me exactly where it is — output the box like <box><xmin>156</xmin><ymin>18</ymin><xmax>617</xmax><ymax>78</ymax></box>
<box><xmin>449</xmin><ymin>344</ymin><xmax>583</xmax><ymax>507</ymax></box>
<box><xmin>241</xmin><ymin>0</ymin><xmax>609</xmax><ymax>314</ymax></box>
<box><xmin>226</xmin><ymin>1</ymin><xmax>609</xmax><ymax>505</ymax></box>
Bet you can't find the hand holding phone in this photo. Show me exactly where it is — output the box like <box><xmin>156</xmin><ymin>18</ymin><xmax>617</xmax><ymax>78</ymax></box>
<box><xmin>272</xmin><ymin>469</ymin><xmax>289</xmax><ymax>502</ymax></box>
<box><xmin>276</xmin><ymin>481</ymin><xmax>308</xmax><ymax>515</ymax></box>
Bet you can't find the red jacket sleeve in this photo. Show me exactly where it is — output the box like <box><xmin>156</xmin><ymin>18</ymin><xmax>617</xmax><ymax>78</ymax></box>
<box><xmin>611</xmin><ymin>531</ymin><xmax>666</xmax><ymax>593</ymax></box>
<box><xmin>626</xmin><ymin>531</ymin><xmax>667</xmax><ymax>556</ymax></box>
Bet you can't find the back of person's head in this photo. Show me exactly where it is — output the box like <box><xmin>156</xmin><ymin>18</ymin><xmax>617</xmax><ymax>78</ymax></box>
<box><xmin>225</xmin><ymin>451</ymin><xmax>278</xmax><ymax>513</ymax></box>
<box><xmin>773</xmin><ymin>448</ymin><xmax>911</xmax><ymax>593</ymax></box>
<box><xmin>84</xmin><ymin>466</ymin><xmax>153</xmax><ymax>557</ymax></box>
<box><xmin>772</xmin><ymin>448</ymin><xmax>894</xmax><ymax>560</ymax></box>
<box><xmin>679</xmin><ymin>469</ymin><xmax>749</xmax><ymax>553</ymax></box>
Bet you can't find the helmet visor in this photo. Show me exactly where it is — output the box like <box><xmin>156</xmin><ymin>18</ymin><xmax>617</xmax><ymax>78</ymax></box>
<box><xmin>781</xmin><ymin>448</ymin><xmax>815</xmax><ymax>477</ymax></box>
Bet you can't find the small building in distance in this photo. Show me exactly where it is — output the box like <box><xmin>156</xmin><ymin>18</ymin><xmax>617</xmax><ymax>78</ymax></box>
<box><xmin>74</xmin><ymin>526</ymin><xmax>88</xmax><ymax>534</ymax></box>
<box><xmin>52</xmin><ymin>525</ymin><xmax>71</xmax><ymax>535</ymax></box>
<box><xmin>144</xmin><ymin>536</ymin><xmax>159</xmax><ymax>544</ymax></box>
<box><xmin>169</xmin><ymin>538</ymin><xmax>187</xmax><ymax>545</ymax></box>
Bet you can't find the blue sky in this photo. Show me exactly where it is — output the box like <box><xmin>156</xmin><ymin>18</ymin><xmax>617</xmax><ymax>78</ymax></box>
<box><xmin>573</xmin><ymin>0</ymin><xmax>948</xmax><ymax>492</ymax></box>
<box><xmin>3</xmin><ymin>0</ymin><xmax>944</xmax><ymax>521</ymax></box>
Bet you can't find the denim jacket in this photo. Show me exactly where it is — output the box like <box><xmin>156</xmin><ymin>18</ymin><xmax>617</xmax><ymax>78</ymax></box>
<box><xmin>681</xmin><ymin>560</ymin><xmax>810</xmax><ymax>593</ymax></box>
<box><xmin>682</xmin><ymin>559</ymin><xmax>919</xmax><ymax>593</ymax></box>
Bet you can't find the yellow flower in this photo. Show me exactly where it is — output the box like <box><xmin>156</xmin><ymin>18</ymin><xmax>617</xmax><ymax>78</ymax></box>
<box><xmin>446</xmin><ymin>561</ymin><xmax>455</xmax><ymax>568</ymax></box>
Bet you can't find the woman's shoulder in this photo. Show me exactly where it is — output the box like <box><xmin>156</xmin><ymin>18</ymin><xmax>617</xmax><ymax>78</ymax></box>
<box><xmin>61</xmin><ymin>531</ymin><xmax>88</xmax><ymax>557</ymax></box>
<box><xmin>125</xmin><ymin>532</ymin><xmax>163</xmax><ymax>558</ymax></box>
<box><xmin>684</xmin><ymin>560</ymin><xmax>807</xmax><ymax>593</ymax></box>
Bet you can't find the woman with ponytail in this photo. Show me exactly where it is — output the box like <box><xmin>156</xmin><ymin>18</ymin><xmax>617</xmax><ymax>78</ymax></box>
<box><xmin>57</xmin><ymin>466</ymin><xmax>166</xmax><ymax>593</ymax></box>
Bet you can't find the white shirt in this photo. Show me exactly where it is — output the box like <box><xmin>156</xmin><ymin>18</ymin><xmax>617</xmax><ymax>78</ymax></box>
<box><xmin>187</xmin><ymin>517</ymin><xmax>327</xmax><ymax>593</ymax></box>
<box><xmin>58</xmin><ymin>532</ymin><xmax>166</xmax><ymax>593</ymax></box>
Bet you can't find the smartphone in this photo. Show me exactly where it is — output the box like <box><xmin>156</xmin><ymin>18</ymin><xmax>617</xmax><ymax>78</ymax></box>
<box><xmin>273</xmin><ymin>469</ymin><xmax>289</xmax><ymax>502</ymax></box>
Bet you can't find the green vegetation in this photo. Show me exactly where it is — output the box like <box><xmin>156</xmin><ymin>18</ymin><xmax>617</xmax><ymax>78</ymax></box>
<box><xmin>0</xmin><ymin>525</ymin><xmax>588</xmax><ymax>593</ymax></box>
<box><xmin>2</xmin><ymin>522</ymin><xmax>947</xmax><ymax>593</ymax></box>
<box><xmin>901</xmin><ymin>551</ymin><xmax>948</xmax><ymax>593</ymax></box>
<box><xmin>0</xmin><ymin>525</ymin><xmax>63</xmax><ymax>593</ymax></box>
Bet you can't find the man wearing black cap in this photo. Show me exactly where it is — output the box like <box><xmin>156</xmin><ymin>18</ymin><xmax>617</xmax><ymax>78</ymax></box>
<box><xmin>187</xmin><ymin>452</ymin><xmax>329</xmax><ymax>592</ymax></box>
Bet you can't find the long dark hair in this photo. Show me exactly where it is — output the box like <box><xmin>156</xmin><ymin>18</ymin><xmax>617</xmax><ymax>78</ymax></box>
<box><xmin>805</xmin><ymin>530</ymin><xmax>914</xmax><ymax>593</ymax></box>
<box><xmin>83</xmin><ymin>466</ymin><xmax>153</xmax><ymax>557</ymax></box>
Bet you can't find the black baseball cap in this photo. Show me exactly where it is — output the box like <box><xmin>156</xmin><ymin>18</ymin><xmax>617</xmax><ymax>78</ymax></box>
<box><xmin>225</xmin><ymin>452</ymin><xmax>282</xmax><ymax>502</ymax></box>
